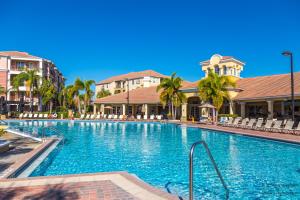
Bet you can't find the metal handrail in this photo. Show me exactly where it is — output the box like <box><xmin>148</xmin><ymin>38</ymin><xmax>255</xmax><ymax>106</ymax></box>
<box><xmin>189</xmin><ymin>141</ymin><xmax>229</xmax><ymax>200</ymax></box>
<box><xmin>0</xmin><ymin>119</ymin><xmax>8</xmax><ymax>125</ymax></box>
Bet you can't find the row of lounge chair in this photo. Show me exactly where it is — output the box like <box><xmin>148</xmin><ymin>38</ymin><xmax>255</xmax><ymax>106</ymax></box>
<box><xmin>79</xmin><ymin>114</ymin><xmax>163</xmax><ymax>120</ymax></box>
<box><xmin>19</xmin><ymin>113</ymin><xmax>57</xmax><ymax>119</ymax></box>
<box><xmin>220</xmin><ymin>117</ymin><xmax>300</xmax><ymax>134</ymax></box>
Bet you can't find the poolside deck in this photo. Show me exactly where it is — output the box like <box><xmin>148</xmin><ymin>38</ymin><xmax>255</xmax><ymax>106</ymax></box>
<box><xmin>180</xmin><ymin>122</ymin><xmax>300</xmax><ymax>144</ymax></box>
<box><xmin>0</xmin><ymin>172</ymin><xmax>178</xmax><ymax>200</ymax></box>
<box><xmin>0</xmin><ymin>133</ymin><xmax>41</xmax><ymax>178</ymax></box>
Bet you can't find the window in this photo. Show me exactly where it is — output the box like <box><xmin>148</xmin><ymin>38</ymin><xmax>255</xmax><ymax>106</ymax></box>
<box><xmin>132</xmin><ymin>80</ymin><xmax>134</xmax><ymax>85</ymax></box>
<box><xmin>233</xmin><ymin>68</ymin><xmax>236</xmax><ymax>76</ymax></box>
<box><xmin>136</xmin><ymin>79</ymin><xmax>140</xmax><ymax>84</ymax></box>
<box><xmin>223</xmin><ymin>66</ymin><xmax>227</xmax><ymax>75</ymax></box>
<box><xmin>17</xmin><ymin>62</ymin><xmax>25</xmax><ymax>69</ymax></box>
<box><xmin>215</xmin><ymin>65</ymin><xmax>220</xmax><ymax>75</ymax></box>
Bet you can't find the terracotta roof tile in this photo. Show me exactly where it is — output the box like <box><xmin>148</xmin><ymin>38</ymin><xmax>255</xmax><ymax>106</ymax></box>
<box><xmin>235</xmin><ymin>72</ymin><xmax>300</xmax><ymax>100</ymax></box>
<box><xmin>95</xmin><ymin>86</ymin><xmax>161</xmax><ymax>104</ymax></box>
<box><xmin>181</xmin><ymin>72</ymin><xmax>300</xmax><ymax>100</ymax></box>
<box><xmin>0</xmin><ymin>51</ymin><xmax>41</xmax><ymax>59</ymax></box>
<box><xmin>97</xmin><ymin>70</ymin><xmax>168</xmax><ymax>84</ymax></box>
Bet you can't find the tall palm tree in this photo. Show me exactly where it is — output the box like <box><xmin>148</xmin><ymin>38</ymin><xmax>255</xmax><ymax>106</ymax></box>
<box><xmin>83</xmin><ymin>80</ymin><xmax>95</xmax><ymax>113</ymax></box>
<box><xmin>58</xmin><ymin>85</ymin><xmax>68</xmax><ymax>109</ymax></box>
<box><xmin>73</xmin><ymin>78</ymin><xmax>84</xmax><ymax>113</ymax></box>
<box><xmin>12</xmin><ymin>69</ymin><xmax>40</xmax><ymax>112</ymax></box>
<box><xmin>198</xmin><ymin>70</ymin><xmax>236</xmax><ymax>120</ymax></box>
<box><xmin>39</xmin><ymin>78</ymin><xmax>56</xmax><ymax>113</ymax></box>
<box><xmin>157</xmin><ymin>73</ymin><xmax>186</xmax><ymax>119</ymax></box>
<box><xmin>97</xmin><ymin>89</ymin><xmax>111</xmax><ymax>98</ymax></box>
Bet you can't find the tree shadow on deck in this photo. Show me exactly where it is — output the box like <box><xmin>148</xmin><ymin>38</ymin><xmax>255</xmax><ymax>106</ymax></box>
<box><xmin>0</xmin><ymin>185</ymin><xmax>79</xmax><ymax>200</ymax></box>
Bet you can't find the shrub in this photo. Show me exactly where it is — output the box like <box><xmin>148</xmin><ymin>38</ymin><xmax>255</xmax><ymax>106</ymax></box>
<box><xmin>0</xmin><ymin>128</ymin><xmax>6</xmax><ymax>137</ymax></box>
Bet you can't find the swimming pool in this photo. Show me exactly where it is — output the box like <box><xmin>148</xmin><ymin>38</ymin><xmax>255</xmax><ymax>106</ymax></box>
<box><xmin>7</xmin><ymin>120</ymin><xmax>300</xmax><ymax>199</ymax></box>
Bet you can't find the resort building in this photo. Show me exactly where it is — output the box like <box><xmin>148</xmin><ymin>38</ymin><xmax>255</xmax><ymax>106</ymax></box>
<box><xmin>94</xmin><ymin>54</ymin><xmax>300</xmax><ymax>121</ymax></box>
<box><xmin>95</xmin><ymin>70</ymin><xmax>168</xmax><ymax>95</ymax></box>
<box><xmin>0</xmin><ymin>51</ymin><xmax>65</xmax><ymax>112</ymax></box>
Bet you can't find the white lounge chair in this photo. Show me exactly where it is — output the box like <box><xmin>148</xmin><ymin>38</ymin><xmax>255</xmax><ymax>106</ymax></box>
<box><xmin>44</xmin><ymin>113</ymin><xmax>48</xmax><ymax>118</ymax></box>
<box><xmin>80</xmin><ymin>114</ymin><xmax>85</xmax><ymax>120</ymax></box>
<box><xmin>108</xmin><ymin>114</ymin><xmax>112</xmax><ymax>119</ymax></box>
<box><xmin>223</xmin><ymin>117</ymin><xmax>233</xmax><ymax>127</ymax></box>
<box><xmin>28</xmin><ymin>113</ymin><xmax>33</xmax><ymax>118</ymax></box>
<box><xmin>96</xmin><ymin>114</ymin><xmax>101</xmax><ymax>120</ymax></box>
<box><xmin>293</xmin><ymin>122</ymin><xmax>300</xmax><ymax>135</ymax></box>
<box><xmin>150</xmin><ymin>115</ymin><xmax>155</xmax><ymax>120</ymax></box>
<box><xmin>137</xmin><ymin>115</ymin><xmax>141</xmax><ymax>120</ymax></box>
<box><xmin>38</xmin><ymin>113</ymin><xmax>43</xmax><ymax>118</ymax></box>
<box><xmin>119</xmin><ymin>115</ymin><xmax>124</xmax><ymax>120</ymax></box>
<box><xmin>237</xmin><ymin>118</ymin><xmax>249</xmax><ymax>128</ymax></box>
<box><xmin>229</xmin><ymin>117</ymin><xmax>241</xmax><ymax>127</ymax></box>
<box><xmin>143</xmin><ymin>115</ymin><xmax>148</xmax><ymax>120</ymax></box>
<box><xmin>33</xmin><ymin>113</ymin><xmax>38</xmax><ymax>118</ymax></box>
<box><xmin>252</xmin><ymin>118</ymin><xmax>264</xmax><ymax>130</ymax></box>
<box><xmin>114</xmin><ymin>115</ymin><xmax>118</xmax><ymax>119</ymax></box>
<box><xmin>19</xmin><ymin>113</ymin><xmax>24</xmax><ymax>119</ymax></box>
<box><xmin>85</xmin><ymin>114</ymin><xmax>91</xmax><ymax>120</ymax></box>
<box><xmin>244</xmin><ymin>119</ymin><xmax>256</xmax><ymax>129</ymax></box>
<box><xmin>280</xmin><ymin>120</ymin><xmax>294</xmax><ymax>133</ymax></box>
<box><xmin>262</xmin><ymin>119</ymin><xmax>274</xmax><ymax>131</ymax></box>
<box><xmin>23</xmin><ymin>113</ymin><xmax>28</xmax><ymax>118</ymax></box>
<box><xmin>156</xmin><ymin>115</ymin><xmax>162</xmax><ymax>120</ymax></box>
<box><xmin>90</xmin><ymin>114</ymin><xmax>95</xmax><ymax>120</ymax></box>
<box><xmin>103</xmin><ymin>114</ymin><xmax>107</xmax><ymax>119</ymax></box>
<box><xmin>271</xmin><ymin>120</ymin><xmax>283</xmax><ymax>132</ymax></box>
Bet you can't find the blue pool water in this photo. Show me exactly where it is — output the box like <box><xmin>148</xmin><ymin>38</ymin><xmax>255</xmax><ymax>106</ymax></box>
<box><xmin>7</xmin><ymin>120</ymin><xmax>300</xmax><ymax>199</ymax></box>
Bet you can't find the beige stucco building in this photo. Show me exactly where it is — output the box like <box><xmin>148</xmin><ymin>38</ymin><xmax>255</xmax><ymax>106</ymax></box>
<box><xmin>94</xmin><ymin>54</ymin><xmax>300</xmax><ymax>121</ymax></box>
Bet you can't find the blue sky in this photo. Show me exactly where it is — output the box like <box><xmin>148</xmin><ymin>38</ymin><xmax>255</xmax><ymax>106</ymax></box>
<box><xmin>1</xmin><ymin>0</ymin><xmax>299</xmax><ymax>85</ymax></box>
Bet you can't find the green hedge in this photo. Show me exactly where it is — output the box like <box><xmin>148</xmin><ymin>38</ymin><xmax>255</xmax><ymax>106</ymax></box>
<box><xmin>218</xmin><ymin>114</ymin><xmax>239</xmax><ymax>118</ymax></box>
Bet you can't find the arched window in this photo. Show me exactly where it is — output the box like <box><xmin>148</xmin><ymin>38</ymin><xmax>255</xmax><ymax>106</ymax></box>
<box><xmin>223</xmin><ymin>65</ymin><xmax>227</xmax><ymax>75</ymax></box>
<box><xmin>214</xmin><ymin>65</ymin><xmax>220</xmax><ymax>75</ymax></box>
<box><xmin>233</xmin><ymin>68</ymin><xmax>236</xmax><ymax>76</ymax></box>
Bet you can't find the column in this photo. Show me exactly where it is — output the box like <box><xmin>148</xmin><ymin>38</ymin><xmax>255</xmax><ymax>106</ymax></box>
<box><xmin>181</xmin><ymin>103</ymin><xmax>188</xmax><ymax>121</ymax></box>
<box><xmin>100</xmin><ymin>104</ymin><xmax>104</xmax><ymax>114</ymax></box>
<box><xmin>267</xmin><ymin>100</ymin><xmax>274</xmax><ymax>119</ymax></box>
<box><xmin>281</xmin><ymin>101</ymin><xmax>285</xmax><ymax>116</ymax></box>
<box><xmin>93</xmin><ymin>104</ymin><xmax>97</xmax><ymax>114</ymax></box>
<box><xmin>144</xmin><ymin>104</ymin><xmax>148</xmax><ymax>117</ymax></box>
<box><xmin>229</xmin><ymin>101</ymin><xmax>234</xmax><ymax>115</ymax></box>
<box><xmin>122</xmin><ymin>104</ymin><xmax>126</xmax><ymax>115</ymax></box>
<box><xmin>240</xmin><ymin>102</ymin><xmax>246</xmax><ymax>118</ymax></box>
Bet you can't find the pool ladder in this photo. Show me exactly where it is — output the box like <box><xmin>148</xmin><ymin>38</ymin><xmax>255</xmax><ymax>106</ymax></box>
<box><xmin>189</xmin><ymin>141</ymin><xmax>229</xmax><ymax>200</ymax></box>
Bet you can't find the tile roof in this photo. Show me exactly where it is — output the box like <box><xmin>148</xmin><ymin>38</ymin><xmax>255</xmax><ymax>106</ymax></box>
<box><xmin>0</xmin><ymin>51</ymin><xmax>41</xmax><ymax>59</ymax></box>
<box><xmin>201</xmin><ymin>56</ymin><xmax>233</xmax><ymax>64</ymax></box>
<box><xmin>95</xmin><ymin>86</ymin><xmax>162</xmax><ymax>104</ymax></box>
<box><xmin>234</xmin><ymin>72</ymin><xmax>300</xmax><ymax>100</ymax></box>
<box><xmin>97</xmin><ymin>70</ymin><xmax>168</xmax><ymax>84</ymax></box>
<box><xmin>181</xmin><ymin>72</ymin><xmax>300</xmax><ymax>100</ymax></box>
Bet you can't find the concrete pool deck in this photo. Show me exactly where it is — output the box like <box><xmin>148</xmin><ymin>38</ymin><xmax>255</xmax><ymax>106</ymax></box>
<box><xmin>0</xmin><ymin>132</ymin><xmax>41</xmax><ymax>178</ymax></box>
<box><xmin>0</xmin><ymin>172</ymin><xmax>178</xmax><ymax>200</ymax></box>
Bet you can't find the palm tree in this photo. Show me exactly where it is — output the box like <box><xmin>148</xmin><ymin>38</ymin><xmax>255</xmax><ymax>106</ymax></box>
<box><xmin>96</xmin><ymin>89</ymin><xmax>111</xmax><ymax>98</ymax></box>
<box><xmin>83</xmin><ymin>80</ymin><xmax>95</xmax><ymax>113</ymax></box>
<box><xmin>73</xmin><ymin>78</ymin><xmax>84</xmax><ymax>113</ymax></box>
<box><xmin>12</xmin><ymin>69</ymin><xmax>40</xmax><ymax>112</ymax></box>
<box><xmin>198</xmin><ymin>70</ymin><xmax>236</xmax><ymax>120</ymax></box>
<box><xmin>58</xmin><ymin>85</ymin><xmax>68</xmax><ymax>109</ymax></box>
<box><xmin>157</xmin><ymin>73</ymin><xmax>186</xmax><ymax>119</ymax></box>
<box><xmin>39</xmin><ymin>78</ymin><xmax>56</xmax><ymax>113</ymax></box>
<box><xmin>0</xmin><ymin>86</ymin><xmax>4</xmax><ymax>96</ymax></box>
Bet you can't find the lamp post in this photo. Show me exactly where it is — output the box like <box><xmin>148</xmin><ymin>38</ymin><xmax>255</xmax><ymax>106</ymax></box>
<box><xmin>125</xmin><ymin>78</ymin><xmax>129</xmax><ymax>115</ymax></box>
<box><xmin>282</xmin><ymin>51</ymin><xmax>295</xmax><ymax>121</ymax></box>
